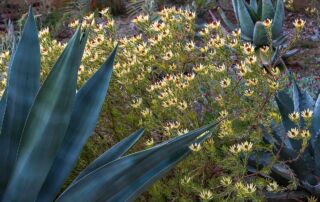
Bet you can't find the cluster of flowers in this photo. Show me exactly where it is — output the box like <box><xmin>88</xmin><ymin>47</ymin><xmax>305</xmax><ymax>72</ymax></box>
<box><xmin>0</xmin><ymin>6</ymin><xmax>307</xmax><ymax>201</ymax></box>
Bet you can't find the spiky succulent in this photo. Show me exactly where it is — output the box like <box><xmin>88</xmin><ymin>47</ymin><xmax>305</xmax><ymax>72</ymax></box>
<box><xmin>249</xmin><ymin>77</ymin><xmax>320</xmax><ymax>198</ymax></box>
<box><xmin>219</xmin><ymin>0</ymin><xmax>285</xmax><ymax>47</ymax></box>
<box><xmin>0</xmin><ymin>8</ymin><xmax>216</xmax><ymax>201</ymax></box>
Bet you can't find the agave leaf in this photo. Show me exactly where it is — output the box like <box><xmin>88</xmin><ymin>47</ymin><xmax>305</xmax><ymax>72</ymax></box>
<box><xmin>56</xmin><ymin>123</ymin><xmax>217</xmax><ymax>202</ymax></box>
<box><xmin>250</xmin><ymin>0</ymin><xmax>258</xmax><ymax>12</ymax></box>
<box><xmin>273</xmin><ymin>35</ymin><xmax>287</xmax><ymax>47</ymax></box>
<box><xmin>257</xmin><ymin>0</ymin><xmax>263</xmax><ymax>19</ymax></box>
<box><xmin>275</xmin><ymin>92</ymin><xmax>302</xmax><ymax>151</ymax></box>
<box><xmin>293</xmin><ymin>82</ymin><xmax>315</xmax><ymax>128</ymax></box>
<box><xmin>282</xmin><ymin>48</ymin><xmax>299</xmax><ymax>59</ymax></box>
<box><xmin>245</xmin><ymin>1</ymin><xmax>259</xmax><ymax>22</ymax></box>
<box><xmin>253</xmin><ymin>21</ymin><xmax>268</xmax><ymax>47</ymax></box>
<box><xmin>73</xmin><ymin>128</ymin><xmax>144</xmax><ymax>183</ymax></box>
<box><xmin>3</xmin><ymin>28</ymin><xmax>86</xmax><ymax>202</ymax></box>
<box><xmin>37</xmin><ymin>44</ymin><xmax>117</xmax><ymax>202</ymax></box>
<box><xmin>312</xmin><ymin>95</ymin><xmax>320</xmax><ymax>176</ymax></box>
<box><xmin>0</xmin><ymin>90</ymin><xmax>7</xmax><ymax>131</ymax></box>
<box><xmin>272</xmin><ymin>0</ymin><xmax>284</xmax><ymax>39</ymax></box>
<box><xmin>261</xmin><ymin>0</ymin><xmax>275</xmax><ymax>20</ymax></box>
<box><xmin>231</xmin><ymin>0</ymin><xmax>239</xmax><ymax>24</ymax></box>
<box><xmin>312</xmin><ymin>95</ymin><xmax>320</xmax><ymax>137</ymax></box>
<box><xmin>218</xmin><ymin>7</ymin><xmax>236</xmax><ymax>31</ymax></box>
<box><xmin>0</xmin><ymin>7</ymin><xmax>40</xmax><ymax>196</ymax></box>
<box><xmin>105</xmin><ymin>132</ymin><xmax>212</xmax><ymax>202</ymax></box>
<box><xmin>237</xmin><ymin>0</ymin><xmax>255</xmax><ymax>38</ymax></box>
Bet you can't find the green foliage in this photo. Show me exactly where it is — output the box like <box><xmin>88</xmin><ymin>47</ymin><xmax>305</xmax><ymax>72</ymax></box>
<box><xmin>219</xmin><ymin>0</ymin><xmax>285</xmax><ymax>47</ymax></box>
<box><xmin>0</xmin><ymin>7</ymin><xmax>216</xmax><ymax>202</ymax></box>
<box><xmin>249</xmin><ymin>77</ymin><xmax>320</xmax><ymax>198</ymax></box>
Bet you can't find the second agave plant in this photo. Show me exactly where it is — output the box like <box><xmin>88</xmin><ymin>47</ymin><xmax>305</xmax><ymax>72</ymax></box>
<box><xmin>219</xmin><ymin>0</ymin><xmax>285</xmax><ymax>47</ymax></box>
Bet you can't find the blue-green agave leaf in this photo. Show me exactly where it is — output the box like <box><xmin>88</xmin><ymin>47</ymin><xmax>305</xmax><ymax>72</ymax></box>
<box><xmin>0</xmin><ymin>90</ymin><xmax>7</xmax><ymax>131</ymax></box>
<box><xmin>253</xmin><ymin>21</ymin><xmax>269</xmax><ymax>46</ymax></box>
<box><xmin>73</xmin><ymin>128</ymin><xmax>144</xmax><ymax>183</ymax></box>
<box><xmin>237</xmin><ymin>0</ymin><xmax>255</xmax><ymax>38</ymax></box>
<box><xmin>312</xmin><ymin>95</ymin><xmax>320</xmax><ymax>137</ymax></box>
<box><xmin>232</xmin><ymin>0</ymin><xmax>239</xmax><ymax>25</ymax></box>
<box><xmin>56</xmin><ymin>123</ymin><xmax>217</xmax><ymax>202</ymax></box>
<box><xmin>275</xmin><ymin>92</ymin><xmax>301</xmax><ymax>151</ymax></box>
<box><xmin>261</xmin><ymin>0</ymin><xmax>275</xmax><ymax>20</ymax></box>
<box><xmin>218</xmin><ymin>7</ymin><xmax>236</xmax><ymax>31</ymax></box>
<box><xmin>3</xmin><ymin>28</ymin><xmax>86</xmax><ymax>202</ymax></box>
<box><xmin>293</xmin><ymin>82</ymin><xmax>315</xmax><ymax>127</ymax></box>
<box><xmin>245</xmin><ymin>1</ymin><xmax>259</xmax><ymax>22</ymax></box>
<box><xmin>257</xmin><ymin>0</ymin><xmax>263</xmax><ymax>18</ymax></box>
<box><xmin>106</xmin><ymin>132</ymin><xmax>212</xmax><ymax>202</ymax></box>
<box><xmin>272</xmin><ymin>0</ymin><xmax>284</xmax><ymax>39</ymax></box>
<box><xmin>312</xmin><ymin>95</ymin><xmax>320</xmax><ymax>176</ymax></box>
<box><xmin>37</xmin><ymin>32</ymin><xmax>121</xmax><ymax>202</ymax></box>
<box><xmin>0</xmin><ymin>7</ymin><xmax>40</xmax><ymax>196</ymax></box>
<box><xmin>250</xmin><ymin>0</ymin><xmax>258</xmax><ymax>12</ymax></box>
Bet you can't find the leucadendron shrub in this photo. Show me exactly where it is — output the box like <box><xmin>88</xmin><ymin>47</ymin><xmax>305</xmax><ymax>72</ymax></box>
<box><xmin>0</xmin><ymin>6</ymin><xmax>307</xmax><ymax>201</ymax></box>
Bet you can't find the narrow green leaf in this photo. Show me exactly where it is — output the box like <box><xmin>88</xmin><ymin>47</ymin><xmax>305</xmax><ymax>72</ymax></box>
<box><xmin>3</xmin><ymin>28</ymin><xmax>86</xmax><ymax>202</ymax></box>
<box><xmin>56</xmin><ymin>123</ymin><xmax>217</xmax><ymax>202</ymax></box>
<box><xmin>237</xmin><ymin>0</ymin><xmax>255</xmax><ymax>38</ymax></box>
<box><xmin>253</xmin><ymin>21</ymin><xmax>268</xmax><ymax>47</ymax></box>
<box><xmin>0</xmin><ymin>7</ymin><xmax>40</xmax><ymax>197</ymax></box>
<box><xmin>73</xmin><ymin>129</ymin><xmax>144</xmax><ymax>183</ymax></box>
<box><xmin>272</xmin><ymin>0</ymin><xmax>284</xmax><ymax>39</ymax></box>
<box><xmin>261</xmin><ymin>0</ymin><xmax>275</xmax><ymax>20</ymax></box>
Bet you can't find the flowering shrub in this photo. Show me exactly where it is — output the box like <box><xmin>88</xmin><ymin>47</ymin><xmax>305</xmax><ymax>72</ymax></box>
<box><xmin>0</xmin><ymin>6</ymin><xmax>309</xmax><ymax>201</ymax></box>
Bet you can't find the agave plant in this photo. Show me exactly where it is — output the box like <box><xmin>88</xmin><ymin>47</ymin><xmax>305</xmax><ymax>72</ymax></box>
<box><xmin>0</xmin><ymin>8</ymin><xmax>217</xmax><ymax>201</ymax></box>
<box><xmin>219</xmin><ymin>0</ymin><xmax>285</xmax><ymax>47</ymax></box>
<box><xmin>248</xmin><ymin>77</ymin><xmax>320</xmax><ymax>198</ymax></box>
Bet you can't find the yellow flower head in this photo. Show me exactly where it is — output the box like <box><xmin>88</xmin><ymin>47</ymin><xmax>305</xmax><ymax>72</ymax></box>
<box><xmin>287</xmin><ymin>128</ymin><xmax>299</xmax><ymax>139</ymax></box>
<box><xmin>301</xmin><ymin>130</ymin><xmax>311</xmax><ymax>139</ymax></box>
<box><xmin>263</xmin><ymin>18</ymin><xmax>273</xmax><ymax>28</ymax></box>
<box><xmin>301</xmin><ymin>109</ymin><xmax>313</xmax><ymax>119</ymax></box>
<box><xmin>293</xmin><ymin>19</ymin><xmax>306</xmax><ymax>29</ymax></box>
<box><xmin>185</xmin><ymin>41</ymin><xmax>195</xmax><ymax>51</ymax></box>
<box><xmin>189</xmin><ymin>143</ymin><xmax>201</xmax><ymax>152</ymax></box>
<box><xmin>266</xmin><ymin>181</ymin><xmax>279</xmax><ymax>192</ymax></box>
<box><xmin>240</xmin><ymin>141</ymin><xmax>253</xmax><ymax>152</ymax></box>
<box><xmin>220</xmin><ymin>78</ymin><xmax>231</xmax><ymax>88</ymax></box>
<box><xmin>260</xmin><ymin>46</ymin><xmax>269</xmax><ymax>53</ymax></box>
<box><xmin>220</xmin><ymin>176</ymin><xmax>232</xmax><ymax>187</ymax></box>
<box><xmin>199</xmin><ymin>189</ymin><xmax>213</xmax><ymax>200</ymax></box>
<box><xmin>289</xmin><ymin>112</ymin><xmax>299</xmax><ymax>122</ymax></box>
<box><xmin>232</xmin><ymin>28</ymin><xmax>241</xmax><ymax>37</ymax></box>
<box><xmin>145</xmin><ymin>138</ymin><xmax>154</xmax><ymax>146</ymax></box>
<box><xmin>244</xmin><ymin>89</ymin><xmax>254</xmax><ymax>97</ymax></box>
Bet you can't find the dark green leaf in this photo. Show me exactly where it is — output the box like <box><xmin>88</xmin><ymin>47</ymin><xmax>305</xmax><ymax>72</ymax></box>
<box><xmin>0</xmin><ymin>7</ymin><xmax>40</xmax><ymax>197</ymax></box>
<box><xmin>73</xmin><ymin>128</ymin><xmax>144</xmax><ymax>183</ymax></box>
<box><xmin>272</xmin><ymin>0</ymin><xmax>284</xmax><ymax>39</ymax></box>
<box><xmin>3</xmin><ymin>28</ymin><xmax>86</xmax><ymax>202</ymax></box>
<box><xmin>253</xmin><ymin>21</ymin><xmax>269</xmax><ymax>47</ymax></box>
<box><xmin>56</xmin><ymin>123</ymin><xmax>217</xmax><ymax>202</ymax></box>
<box><xmin>237</xmin><ymin>0</ymin><xmax>255</xmax><ymax>38</ymax></box>
<box><xmin>261</xmin><ymin>0</ymin><xmax>275</xmax><ymax>20</ymax></box>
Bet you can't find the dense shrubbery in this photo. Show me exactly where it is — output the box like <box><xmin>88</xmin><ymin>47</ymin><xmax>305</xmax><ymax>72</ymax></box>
<box><xmin>0</xmin><ymin>4</ymin><xmax>318</xmax><ymax>201</ymax></box>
